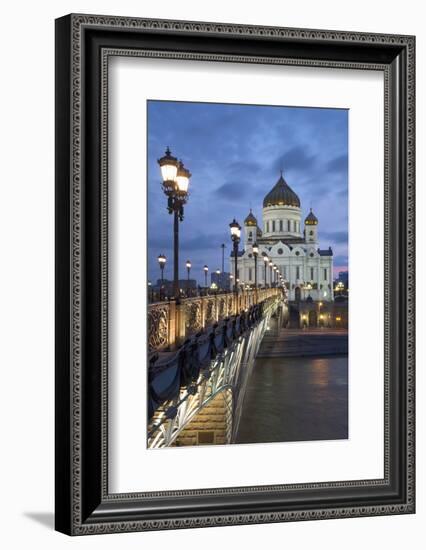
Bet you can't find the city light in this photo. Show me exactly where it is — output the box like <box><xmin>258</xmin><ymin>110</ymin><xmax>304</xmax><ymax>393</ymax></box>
<box><xmin>230</xmin><ymin>219</ymin><xmax>241</xmax><ymax>295</ymax></box>
<box><xmin>158</xmin><ymin>147</ymin><xmax>191</xmax><ymax>299</ymax></box>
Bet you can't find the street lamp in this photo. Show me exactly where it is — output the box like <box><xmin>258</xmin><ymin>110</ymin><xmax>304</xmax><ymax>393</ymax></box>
<box><xmin>229</xmin><ymin>219</ymin><xmax>241</xmax><ymax>295</ymax></box>
<box><xmin>148</xmin><ymin>280</ymin><xmax>154</xmax><ymax>302</ymax></box>
<box><xmin>158</xmin><ymin>147</ymin><xmax>191</xmax><ymax>300</ymax></box>
<box><xmin>186</xmin><ymin>259</ymin><xmax>191</xmax><ymax>296</ymax></box>
<box><xmin>158</xmin><ymin>254</ymin><xmax>166</xmax><ymax>282</ymax></box>
<box><xmin>263</xmin><ymin>255</ymin><xmax>269</xmax><ymax>288</ymax></box>
<box><xmin>252</xmin><ymin>242</ymin><xmax>259</xmax><ymax>290</ymax></box>
<box><xmin>158</xmin><ymin>254</ymin><xmax>166</xmax><ymax>300</ymax></box>
<box><xmin>216</xmin><ymin>269</ymin><xmax>221</xmax><ymax>292</ymax></box>
<box><xmin>203</xmin><ymin>265</ymin><xmax>209</xmax><ymax>288</ymax></box>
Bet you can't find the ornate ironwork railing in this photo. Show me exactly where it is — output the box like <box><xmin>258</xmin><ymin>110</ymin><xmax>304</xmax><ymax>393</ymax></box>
<box><xmin>148</xmin><ymin>287</ymin><xmax>283</xmax><ymax>351</ymax></box>
<box><xmin>147</xmin><ymin>302</ymin><xmax>170</xmax><ymax>350</ymax></box>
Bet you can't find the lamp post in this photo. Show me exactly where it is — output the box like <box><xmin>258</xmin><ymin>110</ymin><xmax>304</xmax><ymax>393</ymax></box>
<box><xmin>214</xmin><ymin>269</ymin><xmax>220</xmax><ymax>296</ymax></box>
<box><xmin>186</xmin><ymin>260</ymin><xmax>191</xmax><ymax>296</ymax></box>
<box><xmin>229</xmin><ymin>219</ymin><xmax>241</xmax><ymax>296</ymax></box>
<box><xmin>263</xmin><ymin>255</ymin><xmax>269</xmax><ymax>288</ymax></box>
<box><xmin>216</xmin><ymin>269</ymin><xmax>221</xmax><ymax>292</ymax></box>
<box><xmin>252</xmin><ymin>242</ymin><xmax>259</xmax><ymax>291</ymax></box>
<box><xmin>158</xmin><ymin>147</ymin><xmax>191</xmax><ymax>301</ymax></box>
<box><xmin>157</xmin><ymin>254</ymin><xmax>166</xmax><ymax>300</ymax></box>
<box><xmin>269</xmin><ymin>260</ymin><xmax>273</xmax><ymax>287</ymax></box>
<box><xmin>203</xmin><ymin>265</ymin><xmax>208</xmax><ymax>289</ymax></box>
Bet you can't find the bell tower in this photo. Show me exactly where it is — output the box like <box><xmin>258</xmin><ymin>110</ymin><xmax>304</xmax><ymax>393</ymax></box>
<box><xmin>304</xmin><ymin>208</ymin><xmax>318</xmax><ymax>243</ymax></box>
<box><xmin>244</xmin><ymin>209</ymin><xmax>257</xmax><ymax>246</ymax></box>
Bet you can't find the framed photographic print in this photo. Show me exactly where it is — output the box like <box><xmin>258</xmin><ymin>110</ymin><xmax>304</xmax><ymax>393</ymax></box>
<box><xmin>55</xmin><ymin>14</ymin><xmax>415</xmax><ymax>535</ymax></box>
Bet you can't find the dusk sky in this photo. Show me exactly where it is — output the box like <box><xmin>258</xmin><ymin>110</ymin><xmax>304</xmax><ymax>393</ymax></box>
<box><xmin>147</xmin><ymin>100</ymin><xmax>348</xmax><ymax>285</ymax></box>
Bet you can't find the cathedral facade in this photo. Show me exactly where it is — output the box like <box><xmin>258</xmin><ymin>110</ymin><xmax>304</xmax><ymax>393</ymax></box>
<box><xmin>231</xmin><ymin>172</ymin><xmax>334</xmax><ymax>302</ymax></box>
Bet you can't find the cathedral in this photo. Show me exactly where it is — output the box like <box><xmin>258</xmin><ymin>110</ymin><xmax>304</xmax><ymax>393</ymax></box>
<box><xmin>231</xmin><ymin>172</ymin><xmax>334</xmax><ymax>302</ymax></box>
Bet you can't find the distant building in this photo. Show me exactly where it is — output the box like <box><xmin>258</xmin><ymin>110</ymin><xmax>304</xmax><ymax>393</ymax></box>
<box><xmin>337</xmin><ymin>271</ymin><xmax>349</xmax><ymax>287</ymax></box>
<box><xmin>154</xmin><ymin>278</ymin><xmax>197</xmax><ymax>293</ymax></box>
<box><xmin>296</xmin><ymin>299</ymin><xmax>348</xmax><ymax>329</ymax></box>
<box><xmin>211</xmin><ymin>271</ymin><xmax>231</xmax><ymax>291</ymax></box>
<box><xmin>232</xmin><ymin>172</ymin><xmax>335</xmax><ymax>302</ymax></box>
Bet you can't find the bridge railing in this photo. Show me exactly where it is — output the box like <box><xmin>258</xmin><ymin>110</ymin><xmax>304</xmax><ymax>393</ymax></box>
<box><xmin>148</xmin><ymin>287</ymin><xmax>283</xmax><ymax>351</ymax></box>
<box><xmin>147</xmin><ymin>294</ymin><xmax>283</xmax><ymax>448</ymax></box>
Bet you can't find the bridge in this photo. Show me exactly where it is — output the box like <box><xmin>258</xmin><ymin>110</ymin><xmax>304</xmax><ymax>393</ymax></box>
<box><xmin>147</xmin><ymin>288</ymin><xmax>287</xmax><ymax>448</ymax></box>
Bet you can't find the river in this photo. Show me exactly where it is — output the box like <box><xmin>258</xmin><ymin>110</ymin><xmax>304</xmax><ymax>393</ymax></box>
<box><xmin>235</xmin><ymin>355</ymin><xmax>348</xmax><ymax>444</ymax></box>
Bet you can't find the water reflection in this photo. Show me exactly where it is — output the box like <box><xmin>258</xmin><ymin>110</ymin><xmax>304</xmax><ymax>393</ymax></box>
<box><xmin>235</xmin><ymin>356</ymin><xmax>348</xmax><ymax>444</ymax></box>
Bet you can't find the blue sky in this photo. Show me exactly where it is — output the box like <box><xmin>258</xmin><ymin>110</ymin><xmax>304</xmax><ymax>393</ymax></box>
<box><xmin>147</xmin><ymin>100</ymin><xmax>348</xmax><ymax>285</ymax></box>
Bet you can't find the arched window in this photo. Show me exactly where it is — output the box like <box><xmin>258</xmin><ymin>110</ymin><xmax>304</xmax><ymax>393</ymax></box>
<box><xmin>266</xmin><ymin>221</ymin><xmax>269</xmax><ymax>233</ymax></box>
<box><xmin>272</xmin><ymin>220</ymin><xmax>276</xmax><ymax>232</ymax></box>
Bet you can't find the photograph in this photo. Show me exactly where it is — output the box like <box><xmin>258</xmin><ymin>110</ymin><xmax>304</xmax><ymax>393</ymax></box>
<box><xmin>52</xmin><ymin>9</ymin><xmax>415</xmax><ymax>537</ymax></box>
<box><xmin>147</xmin><ymin>100</ymin><xmax>349</xmax><ymax>449</ymax></box>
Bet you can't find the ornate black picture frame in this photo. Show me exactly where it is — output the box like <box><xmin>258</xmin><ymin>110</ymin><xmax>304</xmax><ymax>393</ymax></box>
<box><xmin>55</xmin><ymin>13</ymin><xmax>415</xmax><ymax>535</ymax></box>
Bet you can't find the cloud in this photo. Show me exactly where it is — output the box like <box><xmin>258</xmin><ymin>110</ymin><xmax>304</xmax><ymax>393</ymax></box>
<box><xmin>274</xmin><ymin>146</ymin><xmax>318</xmax><ymax>173</ymax></box>
<box><xmin>326</xmin><ymin>154</ymin><xmax>348</xmax><ymax>175</ymax></box>
<box><xmin>226</xmin><ymin>160</ymin><xmax>262</xmax><ymax>176</ymax></box>
<box><xmin>321</xmin><ymin>230</ymin><xmax>348</xmax><ymax>244</ymax></box>
<box><xmin>215</xmin><ymin>181</ymin><xmax>252</xmax><ymax>200</ymax></box>
<box><xmin>333</xmin><ymin>254</ymin><xmax>348</xmax><ymax>266</ymax></box>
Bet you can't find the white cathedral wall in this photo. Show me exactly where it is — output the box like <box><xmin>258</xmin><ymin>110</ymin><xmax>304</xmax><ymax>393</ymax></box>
<box><xmin>262</xmin><ymin>205</ymin><xmax>302</xmax><ymax>238</ymax></box>
<box><xmin>230</xmin><ymin>252</ymin><xmax>334</xmax><ymax>302</ymax></box>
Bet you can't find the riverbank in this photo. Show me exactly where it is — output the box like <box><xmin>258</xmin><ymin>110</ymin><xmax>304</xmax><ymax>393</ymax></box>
<box><xmin>257</xmin><ymin>327</ymin><xmax>348</xmax><ymax>358</ymax></box>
